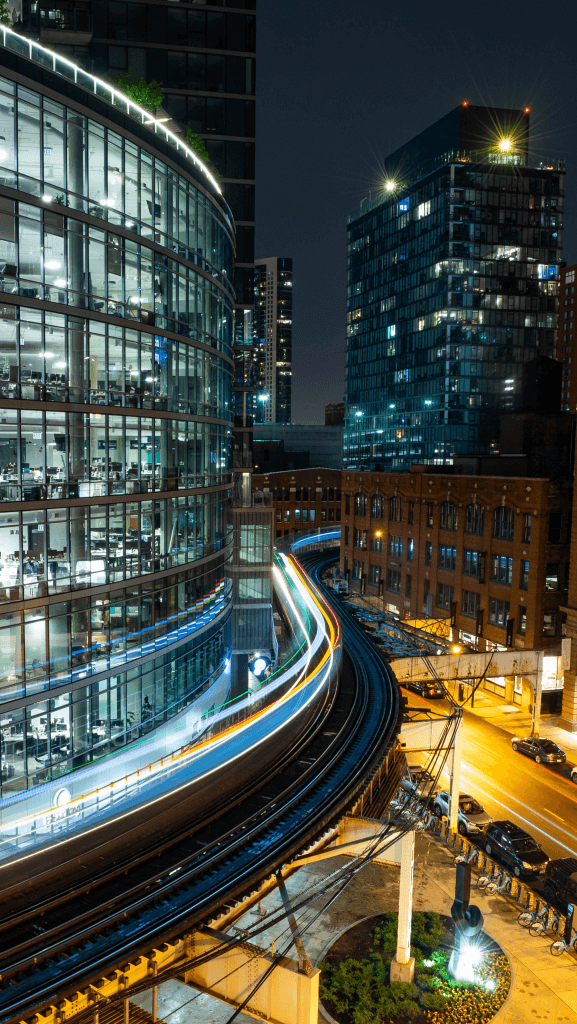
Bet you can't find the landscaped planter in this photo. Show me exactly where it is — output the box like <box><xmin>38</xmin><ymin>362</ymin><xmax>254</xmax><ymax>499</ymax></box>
<box><xmin>318</xmin><ymin>911</ymin><xmax>510</xmax><ymax>1024</ymax></box>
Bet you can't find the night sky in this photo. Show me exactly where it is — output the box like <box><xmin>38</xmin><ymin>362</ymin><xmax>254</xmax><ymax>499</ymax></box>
<box><xmin>256</xmin><ymin>0</ymin><xmax>577</xmax><ymax>424</ymax></box>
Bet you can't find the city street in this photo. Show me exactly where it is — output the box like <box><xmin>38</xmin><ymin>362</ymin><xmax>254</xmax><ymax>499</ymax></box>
<box><xmin>405</xmin><ymin>690</ymin><xmax>577</xmax><ymax>863</ymax></box>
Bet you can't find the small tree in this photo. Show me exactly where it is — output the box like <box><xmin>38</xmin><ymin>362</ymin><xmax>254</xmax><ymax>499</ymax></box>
<box><xmin>0</xmin><ymin>0</ymin><xmax>12</xmax><ymax>27</ymax></box>
<box><xmin>108</xmin><ymin>71</ymin><xmax>164</xmax><ymax>113</ymax></box>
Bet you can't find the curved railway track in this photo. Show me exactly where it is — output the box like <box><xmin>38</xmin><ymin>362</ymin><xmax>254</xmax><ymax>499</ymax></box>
<box><xmin>0</xmin><ymin>549</ymin><xmax>402</xmax><ymax>1024</ymax></box>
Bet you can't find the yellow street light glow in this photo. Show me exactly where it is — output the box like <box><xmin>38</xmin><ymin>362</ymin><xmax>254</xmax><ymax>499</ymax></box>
<box><xmin>499</xmin><ymin>138</ymin><xmax>512</xmax><ymax>152</ymax></box>
<box><xmin>385</xmin><ymin>179</ymin><xmax>396</xmax><ymax>192</ymax></box>
<box><xmin>452</xmin><ymin>645</ymin><xmax>461</xmax><ymax>654</ymax></box>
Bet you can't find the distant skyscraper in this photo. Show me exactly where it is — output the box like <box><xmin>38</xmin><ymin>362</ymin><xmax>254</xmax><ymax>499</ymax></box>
<box><xmin>558</xmin><ymin>264</ymin><xmax>576</xmax><ymax>412</ymax></box>
<box><xmin>344</xmin><ymin>104</ymin><xmax>563</xmax><ymax>470</ymax></box>
<box><xmin>254</xmin><ymin>257</ymin><xmax>292</xmax><ymax>423</ymax></box>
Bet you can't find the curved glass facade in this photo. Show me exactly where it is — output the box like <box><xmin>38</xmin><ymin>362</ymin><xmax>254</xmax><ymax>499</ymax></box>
<box><xmin>0</xmin><ymin>43</ymin><xmax>234</xmax><ymax>796</ymax></box>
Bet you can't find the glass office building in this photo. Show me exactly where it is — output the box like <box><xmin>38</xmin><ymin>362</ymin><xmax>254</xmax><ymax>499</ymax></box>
<box><xmin>253</xmin><ymin>256</ymin><xmax>292</xmax><ymax>424</ymax></box>
<box><xmin>344</xmin><ymin>104</ymin><xmax>563</xmax><ymax>469</ymax></box>
<box><xmin>0</xmin><ymin>31</ymin><xmax>235</xmax><ymax>795</ymax></box>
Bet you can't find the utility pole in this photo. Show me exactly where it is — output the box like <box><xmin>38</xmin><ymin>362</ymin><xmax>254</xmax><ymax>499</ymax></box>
<box><xmin>448</xmin><ymin>714</ymin><xmax>463</xmax><ymax>833</ymax></box>
<box><xmin>530</xmin><ymin>651</ymin><xmax>543</xmax><ymax>738</ymax></box>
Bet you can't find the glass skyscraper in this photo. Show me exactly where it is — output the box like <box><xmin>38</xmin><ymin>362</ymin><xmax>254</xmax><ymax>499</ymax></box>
<box><xmin>254</xmin><ymin>256</ymin><xmax>292</xmax><ymax>423</ymax></box>
<box><xmin>0</xmin><ymin>31</ymin><xmax>234</xmax><ymax>796</ymax></box>
<box><xmin>344</xmin><ymin>104</ymin><xmax>563</xmax><ymax>469</ymax></box>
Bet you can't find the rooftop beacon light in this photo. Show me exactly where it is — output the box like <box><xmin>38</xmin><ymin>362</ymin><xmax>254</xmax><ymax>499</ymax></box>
<box><xmin>499</xmin><ymin>138</ymin><xmax>512</xmax><ymax>152</ymax></box>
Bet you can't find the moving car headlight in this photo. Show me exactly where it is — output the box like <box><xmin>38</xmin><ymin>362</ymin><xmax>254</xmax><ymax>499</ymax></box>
<box><xmin>522</xmin><ymin>862</ymin><xmax>534</xmax><ymax>870</ymax></box>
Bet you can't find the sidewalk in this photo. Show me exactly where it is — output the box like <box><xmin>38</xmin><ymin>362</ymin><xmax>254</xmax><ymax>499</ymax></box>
<box><xmin>132</xmin><ymin>834</ymin><xmax>577</xmax><ymax>1023</ymax></box>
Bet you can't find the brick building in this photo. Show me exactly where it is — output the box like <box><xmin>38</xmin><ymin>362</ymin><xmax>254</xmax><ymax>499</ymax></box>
<box><xmin>340</xmin><ymin>468</ymin><xmax>571</xmax><ymax>658</ymax></box>
<box><xmin>253</xmin><ymin>469</ymin><xmax>342</xmax><ymax>540</ymax></box>
<box><xmin>558</xmin><ymin>264</ymin><xmax>577</xmax><ymax>412</ymax></box>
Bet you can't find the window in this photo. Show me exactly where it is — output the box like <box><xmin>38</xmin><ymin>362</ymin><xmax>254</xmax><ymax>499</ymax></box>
<box><xmin>425</xmin><ymin>542</ymin><xmax>432</xmax><ymax>566</ymax></box>
<box><xmin>303</xmin><ymin>487</ymin><xmax>309</xmax><ymax>501</ymax></box>
<box><xmin>567</xmin><ymin>270</ymin><xmax>575</xmax><ymax>284</ymax></box>
<box><xmin>491</xmin><ymin>555</ymin><xmax>512</xmax><ymax>585</ymax></box>
<box><xmin>284</xmin><ymin>509</ymin><xmax>290</xmax><ymax>522</ymax></box>
<box><xmin>463</xmin><ymin>550</ymin><xmax>480</xmax><ymax>577</ymax></box>
<box><xmin>353</xmin><ymin>559</ymin><xmax>364</xmax><ymax>580</ymax></box>
<box><xmin>543</xmin><ymin>609</ymin><xmax>557</xmax><ymax>636</ymax></box>
<box><xmin>518</xmin><ymin>606</ymin><xmax>527</xmax><ymax>634</ymax></box>
<box><xmin>371</xmin><ymin>494</ymin><xmax>383</xmax><ymax>519</ymax></box>
<box><xmin>388</xmin><ymin>534</ymin><xmax>402</xmax><ymax>557</ymax></box>
<box><xmin>489</xmin><ymin>598</ymin><xmax>510</xmax><ymax>628</ymax></box>
<box><xmin>462</xmin><ymin>590</ymin><xmax>480</xmax><ymax>618</ymax></box>
<box><xmin>328</xmin><ymin>488</ymin><xmax>334</xmax><ymax>502</ymax></box>
<box><xmin>389</xmin><ymin>496</ymin><xmax>402</xmax><ymax>522</ymax></box>
<box><xmin>493</xmin><ymin>506</ymin><xmax>514</xmax><ymax>540</ymax></box>
<box><xmin>345</xmin><ymin>494</ymin><xmax>350</xmax><ymax>515</ymax></box>
<box><xmin>295</xmin><ymin>489</ymin><xmax>301</xmax><ymax>501</ymax></box>
<box><xmin>440</xmin><ymin>501</ymin><xmax>457</xmax><ymax>530</ymax></box>
<box><xmin>302</xmin><ymin>509</ymin><xmax>309</xmax><ymax>522</ymax></box>
<box><xmin>406</xmin><ymin>574</ymin><xmax>412</xmax><ymax>598</ymax></box>
<box><xmin>336</xmin><ymin>508</ymin><xmax>341</xmax><ymax>522</ymax></box>
<box><xmin>522</xmin><ymin>514</ymin><xmax>531</xmax><ymax>543</ymax></box>
<box><xmin>387</xmin><ymin>569</ymin><xmax>401</xmax><ymax>593</ymax></box>
<box><xmin>465</xmin><ymin>503</ymin><xmax>484</xmax><ymax>535</ymax></box>
<box><xmin>545</xmin><ymin>563</ymin><xmax>559</xmax><ymax>591</ymax></box>
<box><xmin>548</xmin><ymin>511</ymin><xmax>562</xmax><ymax>544</ymax></box>
<box><xmin>354</xmin><ymin>492</ymin><xmax>367</xmax><ymax>516</ymax></box>
<box><xmin>407</xmin><ymin>538</ymin><xmax>413</xmax><ymax>562</ymax></box>
<box><xmin>310</xmin><ymin>509</ymin><xmax>316</xmax><ymax>522</ymax></box>
<box><xmin>408</xmin><ymin>501</ymin><xmax>414</xmax><ymax>524</ymax></box>
<box><xmin>437</xmin><ymin>582</ymin><xmax>454</xmax><ymax>610</ymax></box>
<box><xmin>439</xmin><ymin>545</ymin><xmax>456</xmax><ymax>570</ymax></box>
<box><xmin>370</xmin><ymin>534</ymin><xmax>383</xmax><ymax>553</ymax></box>
<box><xmin>294</xmin><ymin>509</ymin><xmax>300</xmax><ymax>523</ymax></box>
<box><xmin>369</xmin><ymin>564</ymin><xmax>380</xmax><ymax>585</ymax></box>
<box><xmin>520</xmin><ymin>560</ymin><xmax>529</xmax><ymax>590</ymax></box>
<box><xmin>275</xmin><ymin>509</ymin><xmax>281</xmax><ymax>522</ymax></box>
<box><xmin>344</xmin><ymin>526</ymin><xmax>349</xmax><ymax>546</ymax></box>
<box><xmin>427</xmin><ymin>503</ymin><xmax>434</xmax><ymax>527</ymax></box>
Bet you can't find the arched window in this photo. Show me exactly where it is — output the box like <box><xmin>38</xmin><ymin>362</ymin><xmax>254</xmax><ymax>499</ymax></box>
<box><xmin>354</xmin><ymin>492</ymin><xmax>367</xmax><ymax>516</ymax></box>
<box><xmin>302</xmin><ymin>487</ymin><xmax>309</xmax><ymax>501</ymax></box>
<box><xmin>465</xmin><ymin>503</ymin><xmax>484</xmax><ymax>535</ymax></box>
<box><xmin>371</xmin><ymin>494</ymin><xmax>383</xmax><ymax>519</ymax></box>
<box><xmin>493</xmin><ymin>506</ymin><xmax>514</xmax><ymax>540</ymax></box>
<box><xmin>389</xmin><ymin>496</ymin><xmax>402</xmax><ymax>522</ymax></box>
<box><xmin>440</xmin><ymin>501</ymin><xmax>457</xmax><ymax>530</ymax></box>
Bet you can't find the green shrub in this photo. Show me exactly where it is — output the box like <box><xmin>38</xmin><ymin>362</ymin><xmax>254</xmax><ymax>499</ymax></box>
<box><xmin>108</xmin><ymin>71</ymin><xmax>164</xmax><ymax>112</ymax></box>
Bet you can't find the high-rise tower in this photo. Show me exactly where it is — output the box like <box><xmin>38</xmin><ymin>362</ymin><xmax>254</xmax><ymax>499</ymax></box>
<box><xmin>254</xmin><ymin>256</ymin><xmax>292</xmax><ymax>424</ymax></box>
<box><xmin>344</xmin><ymin>104</ymin><xmax>563</xmax><ymax>470</ymax></box>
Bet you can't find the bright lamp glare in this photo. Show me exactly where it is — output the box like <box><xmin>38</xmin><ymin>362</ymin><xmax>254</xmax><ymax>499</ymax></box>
<box><xmin>252</xmin><ymin>657</ymin><xmax>267</xmax><ymax>676</ymax></box>
<box><xmin>454</xmin><ymin>943</ymin><xmax>482</xmax><ymax>983</ymax></box>
<box><xmin>499</xmin><ymin>138</ymin><xmax>511</xmax><ymax>152</ymax></box>
<box><xmin>385</xmin><ymin>179</ymin><xmax>396</xmax><ymax>192</ymax></box>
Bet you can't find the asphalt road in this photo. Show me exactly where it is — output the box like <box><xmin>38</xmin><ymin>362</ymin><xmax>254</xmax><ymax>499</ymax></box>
<box><xmin>401</xmin><ymin>686</ymin><xmax>577</xmax><ymax>865</ymax></box>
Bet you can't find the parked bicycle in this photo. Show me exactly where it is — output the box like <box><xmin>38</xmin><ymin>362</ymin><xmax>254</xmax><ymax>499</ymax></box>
<box><xmin>550</xmin><ymin>931</ymin><xmax>577</xmax><ymax>956</ymax></box>
<box><xmin>525</xmin><ymin>904</ymin><xmax>560</xmax><ymax>937</ymax></box>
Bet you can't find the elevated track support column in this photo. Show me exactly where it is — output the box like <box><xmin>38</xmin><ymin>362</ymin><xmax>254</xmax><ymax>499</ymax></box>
<box><xmin>390</xmin><ymin>830</ymin><xmax>415</xmax><ymax>984</ymax></box>
<box><xmin>183</xmin><ymin>928</ymin><xmax>319</xmax><ymax>1024</ymax></box>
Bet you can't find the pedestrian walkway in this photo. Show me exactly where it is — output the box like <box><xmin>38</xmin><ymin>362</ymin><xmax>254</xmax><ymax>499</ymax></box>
<box><xmin>132</xmin><ymin>832</ymin><xmax>577</xmax><ymax>1023</ymax></box>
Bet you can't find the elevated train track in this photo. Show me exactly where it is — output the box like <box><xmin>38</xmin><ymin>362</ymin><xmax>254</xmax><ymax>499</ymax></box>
<box><xmin>0</xmin><ymin>546</ymin><xmax>403</xmax><ymax>1024</ymax></box>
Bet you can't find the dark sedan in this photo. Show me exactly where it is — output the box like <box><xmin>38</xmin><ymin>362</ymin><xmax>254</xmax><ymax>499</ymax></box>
<box><xmin>511</xmin><ymin>736</ymin><xmax>566</xmax><ymax>764</ymax></box>
<box><xmin>483</xmin><ymin>820</ymin><xmax>549</xmax><ymax>878</ymax></box>
<box><xmin>402</xmin><ymin>679</ymin><xmax>445</xmax><ymax>700</ymax></box>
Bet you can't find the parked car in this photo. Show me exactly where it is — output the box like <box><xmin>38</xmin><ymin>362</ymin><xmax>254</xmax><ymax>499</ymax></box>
<box><xmin>511</xmin><ymin>736</ymin><xmax>566</xmax><ymax>764</ymax></box>
<box><xmin>433</xmin><ymin>791</ymin><xmax>492</xmax><ymax>836</ymax></box>
<box><xmin>482</xmin><ymin>820</ymin><xmax>549</xmax><ymax>878</ymax></box>
<box><xmin>400</xmin><ymin>765</ymin><xmax>436</xmax><ymax>800</ymax></box>
<box><xmin>402</xmin><ymin>680</ymin><xmax>445</xmax><ymax>700</ymax></box>
<box><xmin>543</xmin><ymin>858</ymin><xmax>577</xmax><ymax>911</ymax></box>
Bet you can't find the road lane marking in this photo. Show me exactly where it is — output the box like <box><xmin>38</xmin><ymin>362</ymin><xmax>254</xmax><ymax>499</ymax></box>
<box><xmin>460</xmin><ymin>775</ymin><xmax>577</xmax><ymax>857</ymax></box>
<box><xmin>544</xmin><ymin>808</ymin><xmax>565</xmax><ymax>821</ymax></box>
